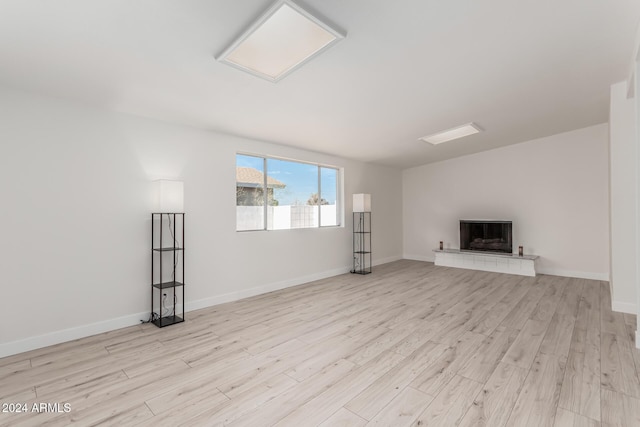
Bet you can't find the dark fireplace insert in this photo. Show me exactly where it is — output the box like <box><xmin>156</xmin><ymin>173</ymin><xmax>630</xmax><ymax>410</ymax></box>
<box><xmin>460</xmin><ymin>220</ymin><xmax>512</xmax><ymax>254</ymax></box>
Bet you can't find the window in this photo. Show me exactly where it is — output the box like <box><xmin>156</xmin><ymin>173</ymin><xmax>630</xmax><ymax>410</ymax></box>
<box><xmin>236</xmin><ymin>154</ymin><xmax>341</xmax><ymax>231</ymax></box>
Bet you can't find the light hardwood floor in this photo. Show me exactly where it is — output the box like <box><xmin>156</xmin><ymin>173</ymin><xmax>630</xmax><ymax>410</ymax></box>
<box><xmin>1</xmin><ymin>260</ymin><xmax>640</xmax><ymax>426</ymax></box>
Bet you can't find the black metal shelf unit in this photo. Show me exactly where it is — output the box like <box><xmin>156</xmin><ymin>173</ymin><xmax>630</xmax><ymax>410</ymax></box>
<box><xmin>151</xmin><ymin>213</ymin><xmax>185</xmax><ymax>327</ymax></box>
<box><xmin>352</xmin><ymin>212</ymin><xmax>372</xmax><ymax>274</ymax></box>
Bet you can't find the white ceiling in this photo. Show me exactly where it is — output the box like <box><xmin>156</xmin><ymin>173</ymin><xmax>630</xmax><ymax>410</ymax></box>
<box><xmin>0</xmin><ymin>0</ymin><xmax>638</xmax><ymax>168</ymax></box>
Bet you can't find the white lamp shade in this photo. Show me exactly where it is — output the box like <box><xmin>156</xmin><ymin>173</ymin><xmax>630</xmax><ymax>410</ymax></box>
<box><xmin>153</xmin><ymin>180</ymin><xmax>184</xmax><ymax>213</ymax></box>
<box><xmin>353</xmin><ymin>194</ymin><xmax>371</xmax><ymax>212</ymax></box>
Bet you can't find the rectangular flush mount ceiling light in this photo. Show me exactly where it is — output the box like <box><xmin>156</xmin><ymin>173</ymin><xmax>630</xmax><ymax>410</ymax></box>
<box><xmin>419</xmin><ymin>123</ymin><xmax>482</xmax><ymax>145</ymax></box>
<box><xmin>217</xmin><ymin>0</ymin><xmax>345</xmax><ymax>82</ymax></box>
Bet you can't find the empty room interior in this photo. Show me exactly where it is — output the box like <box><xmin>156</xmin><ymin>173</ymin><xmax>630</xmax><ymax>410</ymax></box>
<box><xmin>3</xmin><ymin>0</ymin><xmax>640</xmax><ymax>425</ymax></box>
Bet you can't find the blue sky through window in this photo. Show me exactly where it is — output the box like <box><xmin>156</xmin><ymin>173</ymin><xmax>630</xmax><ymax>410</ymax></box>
<box><xmin>321</xmin><ymin>167</ymin><xmax>337</xmax><ymax>204</ymax></box>
<box><xmin>236</xmin><ymin>154</ymin><xmax>263</xmax><ymax>170</ymax></box>
<box><xmin>237</xmin><ymin>154</ymin><xmax>337</xmax><ymax>206</ymax></box>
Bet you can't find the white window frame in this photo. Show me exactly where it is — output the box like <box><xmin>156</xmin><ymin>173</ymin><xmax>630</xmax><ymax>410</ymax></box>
<box><xmin>236</xmin><ymin>153</ymin><xmax>343</xmax><ymax>231</ymax></box>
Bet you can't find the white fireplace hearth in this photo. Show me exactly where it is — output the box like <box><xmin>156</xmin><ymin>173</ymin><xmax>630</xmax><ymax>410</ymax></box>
<box><xmin>433</xmin><ymin>249</ymin><xmax>538</xmax><ymax>276</ymax></box>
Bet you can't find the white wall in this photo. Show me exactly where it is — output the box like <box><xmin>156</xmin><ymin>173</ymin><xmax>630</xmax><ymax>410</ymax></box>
<box><xmin>0</xmin><ymin>86</ymin><xmax>403</xmax><ymax>357</ymax></box>
<box><xmin>635</xmin><ymin>58</ymin><xmax>640</xmax><ymax>347</ymax></box>
<box><xmin>403</xmin><ymin>124</ymin><xmax>610</xmax><ymax>280</ymax></box>
<box><xmin>609</xmin><ymin>81</ymin><xmax>637</xmax><ymax>314</ymax></box>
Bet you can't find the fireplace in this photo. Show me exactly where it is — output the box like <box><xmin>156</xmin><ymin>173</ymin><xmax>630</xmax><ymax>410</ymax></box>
<box><xmin>460</xmin><ymin>220</ymin><xmax>512</xmax><ymax>254</ymax></box>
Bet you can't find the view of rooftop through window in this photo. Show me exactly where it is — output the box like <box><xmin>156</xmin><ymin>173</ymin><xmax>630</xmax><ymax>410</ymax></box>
<box><xmin>236</xmin><ymin>154</ymin><xmax>340</xmax><ymax>231</ymax></box>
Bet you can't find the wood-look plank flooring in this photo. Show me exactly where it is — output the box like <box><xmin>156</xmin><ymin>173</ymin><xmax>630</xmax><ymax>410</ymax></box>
<box><xmin>1</xmin><ymin>260</ymin><xmax>640</xmax><ymax>426</ymax></box>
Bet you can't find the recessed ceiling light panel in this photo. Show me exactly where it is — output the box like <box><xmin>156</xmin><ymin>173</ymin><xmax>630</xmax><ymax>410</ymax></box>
<box><xmin>419</xmin><ymin>123</ymin><xmax>482</xmax><ymax>145</ymax></box>
<box><xmin>217</xmin><ymin>0</ymin><xmax>345</xmax><ymax>82</ymax></box>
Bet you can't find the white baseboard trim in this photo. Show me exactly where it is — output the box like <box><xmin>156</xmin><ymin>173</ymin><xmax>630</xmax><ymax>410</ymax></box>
<box><xmin>0</xmin><ymin>255</ymin><xmax>404</xmax><ymax>359</ymax></box>
<box><xmin>187</xmin><ymin>256</ymin><xmax>402</xmax><ymax>313</ymax></box>
<box><xmin>186</xmin><ymin>265</ymin><xmax>351</xmax><ymax>313</ymax></box>
<box><xmin>374</xmin><ymin>255</ymin><xmax>403</xmax><ymax>266</ymax></box>
<box><xmin>400</xmin><ymin>256</ymin><xmax>608</xmax><ymax>282</ymax></box>
<box><xmin>0</xmin><ymin>311</ymin><xmax>148</xmax><ymax>359</ymax></box>
<box><xmin>402</xmin><ymin>254</ymin><xmax>435</xmax><ymax>262</ymax></box>
<box><xmin>612</xmin><ymin>301</ymin><xmax>637</xmax><ymax>315</ymax></box>
<box><xmin>528</xmin><ymin>268</ymin><xmax>609</xmax><ymax>282</ymax></box>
